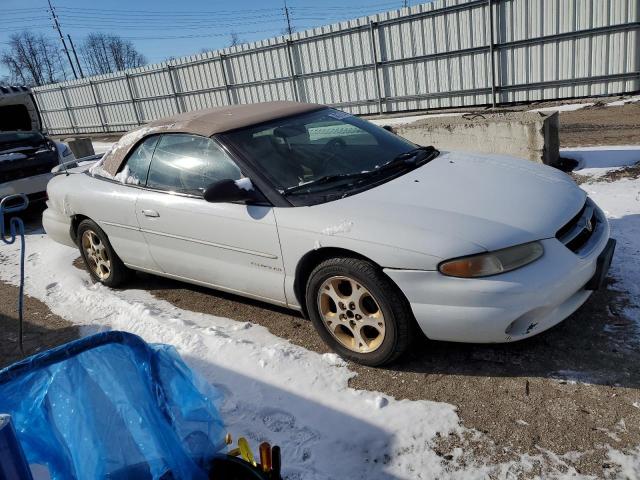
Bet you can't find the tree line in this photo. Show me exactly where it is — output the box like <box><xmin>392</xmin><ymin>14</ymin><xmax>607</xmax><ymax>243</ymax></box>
<box><xmin>1</xmin><ymin>31</ymin><xmax>147</xmax><ymax>87</ymax></box>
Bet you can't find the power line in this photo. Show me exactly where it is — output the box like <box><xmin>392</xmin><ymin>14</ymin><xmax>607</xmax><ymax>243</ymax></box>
<box><xmin>284</xmin><ymin>0</ymin><xmax>294</xmax><ymax>36</ymax></box>
<box><xmin>47</xmin><ymin>0</ymin><xmax>78</xmax><ymax>79</ymax></box>
<box><xmin>67</xmin><ymin>34</ymin><xmax>84</xmax><ymax>78</ymax></box>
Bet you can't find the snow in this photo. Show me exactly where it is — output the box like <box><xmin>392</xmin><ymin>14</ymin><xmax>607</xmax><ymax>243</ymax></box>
<box><xmin>581</xmin><ymin>178</ymin><xmax>640</xmax><ymax>333</ymax></box>
<box><xmin>606</xmin><ymin>95</ymin><xmax>640</xmax><ymax>107</ymax></box>
<box><xmin>562</xmin><ymin>145</ymin><xmax>640</xmax><ymax>179</ymax></box>
<box><xmin>370</xmin><ymin>112</ymin><xmax>467</xmax><ymax>127</ymax></box>
<box><xmin>322</xmin><ymin>220</ymin><xmax>354</xmax><ymax>235</ymax></box>
<box><xmin>0</xmin><ymin>234</ymin><xmax>478</xmax><ymax>479</ymax></box>
<box><xmin>234</xmin><ymin>177</ymin><xmax>253</xmax><ymax>191</ymax></box>
<box><xmin>113</xmin><ymin>165</ymin><xmax>140</xmax><ymax>185</ymax></box>
<box><xmin>528</xmin><ymin>102</ymin><xmax>594</xmax><ymax>113</ymax></box>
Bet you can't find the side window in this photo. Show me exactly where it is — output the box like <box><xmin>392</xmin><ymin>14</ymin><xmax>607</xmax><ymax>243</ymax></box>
<box><xmin>120</xmin><ymin>135</ymin><xmax>159</xmax><ymax>185</ymax></box>
<box><xmin>147</xmin><ymin>134</ymin><xmax>242</xmax><ymax>196</ymax></box>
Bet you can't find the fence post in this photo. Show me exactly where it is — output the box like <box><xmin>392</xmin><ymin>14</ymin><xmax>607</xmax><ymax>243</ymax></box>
<box><xmin>166</xmin><ymin>65</ymin><xmax>183</xmax><ymax>113</ymax></box>
<box><xmin>219</xmin><ymin>54</ymin><xmax>233</xmax><ymax>105</ymax></box>
<box><xmin>368</xmin><ymin>21</ymin><xmax>384</xmax><ymax>114</ymax></box>
<box><xmin>487</xmin><ymin>0</ymin><xmax>497</xmax><ymax>107</ymax></box>
<box><xmin>285</xmin><ymin>39</ymin><xmax>300</xmax><ymax>102</ymax></box>
<box><xmin>58</xmin><ymin>86</ymin><xmax>77</xmax><ymax>135</ymax></box>
<box><xmin>88</xmin><ymin>80</ymin><xmax>106</xmax><ymax>133</ymax></box>
<box><xmin>124</xmin><ymin>73</ymin><xmax>142</xmax><ymax>126</ymax></box>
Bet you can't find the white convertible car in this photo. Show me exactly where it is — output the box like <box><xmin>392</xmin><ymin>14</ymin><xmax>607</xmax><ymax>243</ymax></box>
<box><xmin>43</xmin><ymin>101</ymin><xmax>615</xmax><ymax>366</ymax></box>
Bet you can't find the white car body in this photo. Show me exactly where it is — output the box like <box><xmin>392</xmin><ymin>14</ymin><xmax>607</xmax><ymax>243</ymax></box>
<box><xmin>43</xmin><ymin>147</ymin><xmax>610</xmax><ymax>344</ymax></box>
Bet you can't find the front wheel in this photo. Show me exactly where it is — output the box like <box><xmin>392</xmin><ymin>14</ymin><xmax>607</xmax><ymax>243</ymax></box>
<box><xmin>77</xmin><ymin>219</ymin><xmax>130</xmax><ymax>287</ymax></box>
<box><xmin>305</xmin><ymin>257</ymin><xmax>414</xmax><ymax>366</ymax></box>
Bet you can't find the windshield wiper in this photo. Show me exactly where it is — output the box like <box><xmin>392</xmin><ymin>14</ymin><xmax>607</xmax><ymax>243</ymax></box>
<box><xmin>282</xmin><ymin>171</ymin><xmax>369</xmax><ymax>195</ymax></box>
<box><xmin>380</xmin><ymin>145</ymin><xmax>438</xmax><ymax>171</ymax></box>
<box><xmin>282</xmin><ymin>146</ymin><xmax>439</xmax><ymax>196</ymax></box>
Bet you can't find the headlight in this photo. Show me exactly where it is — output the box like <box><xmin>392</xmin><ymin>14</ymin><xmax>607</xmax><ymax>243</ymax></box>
<box><xmin>438</xmin><ymin>241</ymin><xmax>544</xmax><ymax>278</ymax></box>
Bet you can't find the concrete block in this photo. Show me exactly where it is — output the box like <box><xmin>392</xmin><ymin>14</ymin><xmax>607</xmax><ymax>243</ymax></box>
<box><xmin>63</xmin><ymin>137</ymin><xmax>95</xmax><ymax>159</ymax></box>
<box><xmin>388</xmin><ymin>111</ymin><xmax>560</xmax><ymax>165</ymax></box>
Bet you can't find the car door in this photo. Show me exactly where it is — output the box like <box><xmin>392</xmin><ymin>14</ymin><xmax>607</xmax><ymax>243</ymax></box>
<box><xmin>92</xmin><ymin>135</ymin><xmax>161</xmax><ymax>272</ymax></box>
<box><xmin>135</xmin><ymin>133</ymin><xmax>286</xmax><ymax>305</ymax></box>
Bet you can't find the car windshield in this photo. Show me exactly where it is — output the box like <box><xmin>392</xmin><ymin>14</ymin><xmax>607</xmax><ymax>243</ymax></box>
<box><xmin>223</xmin><ymin>108</ymin><xmax>424</xmax><ymax>196</ymax></box>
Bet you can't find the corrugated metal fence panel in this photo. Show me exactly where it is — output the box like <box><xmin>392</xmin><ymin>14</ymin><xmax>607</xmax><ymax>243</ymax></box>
<box><xmin>496</xmin><ymin>0</ymin><xmax>639</xmax><ymax>102</ymax></box>
<box><xmin>32</xmin><ymin>0</ymin><xmax>639</xmax><ymax>135</ymax></box>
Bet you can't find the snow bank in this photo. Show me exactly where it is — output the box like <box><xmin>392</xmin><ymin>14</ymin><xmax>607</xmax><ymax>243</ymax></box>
<box><xmin>581</xmin><ymin>177</ymin><xmax>640</xmax><ymax>335</ymax></box>
<box><xmin>562</xmin><ymin>145</ymin><xmax>640</xmax><ymax>179</ymax></box>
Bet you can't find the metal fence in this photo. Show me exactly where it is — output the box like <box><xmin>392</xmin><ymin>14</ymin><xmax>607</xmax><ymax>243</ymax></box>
<box><xmin>32</xmin><ymin>0</ymin><xmax>640</xmax><ymax>135</ymax></box>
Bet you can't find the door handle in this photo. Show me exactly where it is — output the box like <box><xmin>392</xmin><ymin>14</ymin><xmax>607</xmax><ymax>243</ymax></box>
<box><xmin>141</xmin><ymin>209</ymin><xmax>160</xmax><ymax>218</ymax></box>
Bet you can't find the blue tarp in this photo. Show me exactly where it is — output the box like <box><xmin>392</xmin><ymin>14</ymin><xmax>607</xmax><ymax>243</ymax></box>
<box><xmin>0</xmin><ymin>331</ymin><xmax>225</xmax><ymax>479</ymax></box>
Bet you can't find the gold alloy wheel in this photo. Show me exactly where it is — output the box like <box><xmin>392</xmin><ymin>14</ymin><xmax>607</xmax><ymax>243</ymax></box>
<box><xmin>317</xmin><ymin>275</ymin><xmax>386</xmax><ymax>353</ymax></box>
<box><xmin>81</xmin><ymin>230</ymin><xmax>111</xmax><ymax>281</ymax></box>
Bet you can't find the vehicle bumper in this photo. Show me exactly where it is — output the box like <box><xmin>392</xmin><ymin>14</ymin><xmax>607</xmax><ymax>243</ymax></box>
<box><xmin>384</xmin><ymin>211</ymin><xmax>612</xmax><ymax>343</ymax></box>
<box><xmin>42</xmin><ymin>207</ymin><xmax>76</xmax><ymax>248</ymax></box>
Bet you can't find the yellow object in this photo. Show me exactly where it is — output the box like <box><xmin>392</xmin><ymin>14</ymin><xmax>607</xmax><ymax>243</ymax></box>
<box><xmin>238</xmin><ymin>437</ymin><xmax>257</xmax><ymax>467</ymax></box>
<box><xmin>227</xmin><ymin>447</ymin><xmax>241</xmax><ymax>457</ymax></box>
<box><xmin>224</xmin><ymin>433</ymin><xmax>233</xmax><ymax>445</ymax></box>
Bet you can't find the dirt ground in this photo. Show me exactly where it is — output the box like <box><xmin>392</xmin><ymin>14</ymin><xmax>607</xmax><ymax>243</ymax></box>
<box><xmin>4</xmin><ymin>97</ymin><xmax>640</xmax><ymax>476</ymax></box>
<box><xmin>559</xmin><ymin>102</ymin><xmax>640</xmax><ymax>148</ymax></box>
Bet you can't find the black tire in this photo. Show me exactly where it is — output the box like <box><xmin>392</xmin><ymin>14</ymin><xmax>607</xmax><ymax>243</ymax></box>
<box><xmin>77</xmin><ymin>219</ymin><xmax>130</xmax><ymax>287</ymax></box>
<box><xmin>305</xmin><ymin>257</ymin><xmax>414</xmax><ymax>366</ymax></box>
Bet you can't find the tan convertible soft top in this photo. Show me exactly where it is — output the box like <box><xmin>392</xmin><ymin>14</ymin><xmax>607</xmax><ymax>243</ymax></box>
<box><xmin>100</xmin><ymin>101</ymin><xmax>324</xmax><ymax>176</ymax></box>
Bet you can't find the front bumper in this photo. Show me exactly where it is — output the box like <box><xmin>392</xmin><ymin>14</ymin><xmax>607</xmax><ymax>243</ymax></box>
<box><xmin>384</xmin><ymin>208</ymin><xmax>611</xmax><ymax>343</ymax></box>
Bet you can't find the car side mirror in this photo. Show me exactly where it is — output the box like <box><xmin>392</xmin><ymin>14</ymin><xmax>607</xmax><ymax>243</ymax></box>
<box><xmin>382</xmin><ymin>125</ymin><xmax>395</xmax><ymax>133</ymax></box>
<box><xmin>203</xmin><ymin>178</ymin><xmax>261</xmax><ymax>203</ymax></box>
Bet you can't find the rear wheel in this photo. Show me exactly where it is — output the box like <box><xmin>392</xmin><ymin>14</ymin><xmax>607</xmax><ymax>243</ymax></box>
<box><xmin>305</xmin><ymin>257</ymin><xmax>414</xmax><ymax>366</ymax></box>
<box><xmin>77</xmin><ymin>219</ymin><xmax>129</xmax><ymax>287</ymax></box>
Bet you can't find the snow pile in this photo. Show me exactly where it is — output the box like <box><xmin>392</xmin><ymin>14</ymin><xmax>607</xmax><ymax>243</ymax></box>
<box><xmin>582</xmin><ymin>178</ymin><xmax>640</xmax><ymax>334</ymax></box>
<box><xmin>113</xmin><ymin>165</ymin><xmax>140</xmax><ymax>185</ymax></box>
<box><xmin>562</xmin><ymin>145</ymin><xmax>640</xmax><ymax>179</ymax></box>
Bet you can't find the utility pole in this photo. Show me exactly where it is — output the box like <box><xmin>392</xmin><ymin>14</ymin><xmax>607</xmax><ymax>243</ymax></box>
<box><xmin>67</xmin><ymin>34</ymin><xmax>84</xmax><ymax>78</ymax></box>
<box><xmin>283</xmin><ymin>0</ymin><xmax>293</xmax><ymax>36</ymax></box>
<box><xmin>47</xmin><ymin>0</ymin><xmax>78</xmax><ymax>79</ymax></box>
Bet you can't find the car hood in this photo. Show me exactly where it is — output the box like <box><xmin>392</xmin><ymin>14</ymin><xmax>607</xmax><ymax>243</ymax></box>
<box><xmin>290</xmin><ymin>151</ymin><xmax>586</xmax><ymax>260</ymax></box>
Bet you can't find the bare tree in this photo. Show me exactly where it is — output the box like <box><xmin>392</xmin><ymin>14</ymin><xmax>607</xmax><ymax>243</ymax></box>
<box><xmin>1</xmin><ymin>32</ymin><xmax>68</xmax><ymax>86</ymax></box>
<box><xmin>81</xmin><ymin>33</ymin><xmax>146</xmax><ymax>75</ymax></box>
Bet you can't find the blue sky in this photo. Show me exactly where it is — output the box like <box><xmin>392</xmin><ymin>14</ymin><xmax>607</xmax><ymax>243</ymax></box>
<box><xmin>1</xmin><ymin>0</ymin><xmax>416</xmax><ymax>79</ymax></box>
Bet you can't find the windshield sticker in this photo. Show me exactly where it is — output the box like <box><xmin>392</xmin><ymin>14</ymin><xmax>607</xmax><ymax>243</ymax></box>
<box><xmin>326</xmin><ymin>110</ymin><xmax>353</xmax><ymax>120</ymax></box>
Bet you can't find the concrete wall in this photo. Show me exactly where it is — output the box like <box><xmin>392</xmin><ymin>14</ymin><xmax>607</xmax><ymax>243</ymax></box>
<box><xmin>390</xmin><ymin>111</ymin><xmax>560</xmax><ymax>165</ymax></box>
